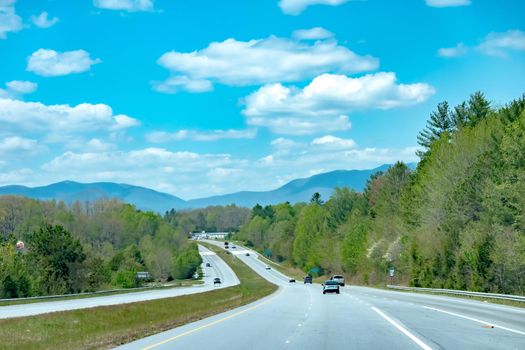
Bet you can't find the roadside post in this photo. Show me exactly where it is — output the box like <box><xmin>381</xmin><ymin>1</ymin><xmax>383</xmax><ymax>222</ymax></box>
<box><xmin>389</xmin><ymin>266</ymin><xmax>395</xmax><ymax>285</ymax></box>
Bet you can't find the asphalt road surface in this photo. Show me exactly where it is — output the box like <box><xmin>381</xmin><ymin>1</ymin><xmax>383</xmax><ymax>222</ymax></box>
<box><xmin>115</xmin><ymin>241</ymin><xmax>525</xmax><ymax>350</ymax></box>
<box><xmin>0</xmin><ymin>244</ymin><xmax>238</xmax><ymax>319</ymax></box>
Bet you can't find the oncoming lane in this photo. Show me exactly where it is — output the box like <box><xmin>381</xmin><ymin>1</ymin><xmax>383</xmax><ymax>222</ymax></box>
<box><xmin>0</xmin><ymin>244</ymin><xmax>237</xmax><ymax>319</ymax></box>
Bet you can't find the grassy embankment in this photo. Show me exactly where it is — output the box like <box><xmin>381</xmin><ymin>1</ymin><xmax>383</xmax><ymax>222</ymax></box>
<box><xmin>0</xmin><ymin>244</ymin><xmax>277</xmax><ymax>350</ymax></box>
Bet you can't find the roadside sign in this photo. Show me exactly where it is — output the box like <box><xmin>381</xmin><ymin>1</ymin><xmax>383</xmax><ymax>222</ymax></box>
<box><xmin>389</xmin><ymin>267</ymin><xmax>395</xmax><ymax>277</ymax></box>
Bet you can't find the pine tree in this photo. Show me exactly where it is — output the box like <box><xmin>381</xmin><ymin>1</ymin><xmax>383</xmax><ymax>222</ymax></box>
<box><xmin>466</xmin><ymin>91</ymin><xmax>491</xmax><ymax>127</ymax></box>
<box><xmin>417</xmin><ymin>101</ymin><xmax>453</xmax><ymax>157</ymax></box>
<box><xmin>451</xmin><ymin>101</ymin><xmax>469</xmax><ymax>129</ymax></box>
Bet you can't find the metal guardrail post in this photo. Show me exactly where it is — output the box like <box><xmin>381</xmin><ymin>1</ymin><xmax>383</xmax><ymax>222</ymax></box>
<box><xmin>387</xmin><ymin>285</ymin><xmax>525</xmax><ymax>302</ymax></box>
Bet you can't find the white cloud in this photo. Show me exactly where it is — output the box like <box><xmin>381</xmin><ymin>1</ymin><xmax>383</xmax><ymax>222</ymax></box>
<box><xmin>438</xmin><ymin>42</ymin><xmax>468</xmax><ymax>57</ymax></box>
<box><xmin>312</xmin><ymin>135</ymin><xmax>356</xmax><ymax>149</ymax></box>
<box><xmin>5</xmin><ymin>80</ymin><xmax>37</xmax><ymax>94</ymax></box>
<box><xmin>0</xmin><ymin>80</ymin><xmax>37</xmax><ymax>99</ymax></box>
<box><xmin>36</xmin><ymin>148</ymin><xmax>234</xmax><ymax>198</ymax></box>
<box><xmin>27</xmin><ymin>49</ymin><xmax>101</xmax><ymax>77</ymax></box>
<box><xmin>243</xmin><ymin>72</ymin><xmax>435</xmax><ymax>135</ymax></box>
<box><xmin>25</xmin><ymin>142</ymin><xmax>419</xmax><ymax>199</ymax></box>
<box><xmin>146</xmin><ymin>129</ymin><xmax>257</xmax><ymax>142</ymax></box>
<box><xmin>0</xmin><ymin>0</ymin><xmax>23</xmax><ymax>39</ymax></box>
<box><xmin>0</xmin><ymin>136</ymin><xmax>37</xmax><ymax>152</ymax></box>
<box><xmin>155</xmin><ymin>35</ymin><xmax>378</xmax><ymax>93</ymax></box>
<box><xmin>152</xmin><ymin>75</ymin><xmax>213</xmax><ymax>93</ymax></box>
<box><xmin>478</xmin><ymin>30</ymin><xmax>525</xmax><ymax>56</ymax></box>
<box><xmin>31</xmin><ymin>11</ymin><xmax>59</xmax><ymax>28</ymax></box>
<box><xmin>439</xmin><ymin>30</ymin><xmax>525</xmax><ymax>58</ymax></box>
<box><xmin>426</xmin><ymin>0</ymin><xmax>471</xmax><ymax>7</ymax></box>
<box><xmin>292</xmin><ymin>27</ymin><xmax>334</xmax><ymax>40</ymax></box>
<box><xmin>279</xmin><ymin>0</ymin><xmax>350</xmax><ymax>15</ymax></box>
<box><xmin>86</xmin><ymin>138</ymin><xmax>116</xmax><ymax>151</ymax></box>
<box><xmin>93</xmin><ymin>0</ymin><xmax>154</xmax><ymax>12</ymax></box>
<box><xmin>0</xmin><ymin>98</ymin><xmax>139</xmax><ymax>139</ymax></box>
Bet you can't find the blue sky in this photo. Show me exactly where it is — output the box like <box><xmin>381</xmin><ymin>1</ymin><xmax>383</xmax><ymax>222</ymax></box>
<box><xmin>0</xmin><ymin>0</ymin><xmax>524</xmax><ymax>199</ymax></box>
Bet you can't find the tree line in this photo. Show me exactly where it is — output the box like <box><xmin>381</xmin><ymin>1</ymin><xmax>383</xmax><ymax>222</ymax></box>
<box><xmin>0</xmin><ymin>198</ymin><xmax>203</xmax><ymax>298</ymax></box>
<box><xmin>236</xmin><ymin>92</ymin><xmax>525</xmax><ymax>295</ymax></box>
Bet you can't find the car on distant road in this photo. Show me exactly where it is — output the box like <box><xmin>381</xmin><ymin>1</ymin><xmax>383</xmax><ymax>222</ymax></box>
<box><xmin>322</xmin><ymin>280</ymin><xmax>340</xmax><ymax>294</ymax></box>
<box><xmin>304</xmin><ymin>275</ymin><xmax>313</xmax><ymax>284</ymax></box>
<box><xmin>213</xmin><ymin>277</ymin><xmax>221</xmax><ymax>285</ymax></box>
<box><xmin>232</xmin><ymin>245</ymin><xmax>236</xmax><ymax>248</ymax></box>
<box><xmin>206</xmin><ymin>262</ymin><xmax>211</xmax><ymax>267</ymax></box>
<box><xmin>331</xmin><ymin>275</ymin><xmax>345</xmax><ymax>286</ymax></box>
<box><xmin>265</xmin><ymin>265</ymin><xmax>271</xmax><ymax>270</ymax></box>
<box><xmin>289</xmin><ymin>279</ymin><xmax>296</xmax><ymax>283</ymax></box>
<box><xmin>245</xmin><ymin>252</ymin><xmax>250</xmax><ymax>256</ymax></box>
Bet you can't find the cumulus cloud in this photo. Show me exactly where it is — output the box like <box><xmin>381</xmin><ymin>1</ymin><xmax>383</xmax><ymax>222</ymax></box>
<box><xmin>311</xmin><ymin>135</ymin><xmax>356</xmax><ymax>149</ymax></box>
<box><xmin>31</xmin><ymin>11</ymin><xmax>59</xmax><ymax>28</ymax></box>
<box><xmin>438</xmin><ymin>43</ymin><xmax>468</xmax><ymax>57</ymax></box>
<box><xmin>243</xmin><ymin>72</ymin><xmax>435</xmax><ymax>134</ymax></box>
<box><xmin>85</xmin><ymin>138</ymin><xmax>116</xmax><ymax>151</ymax></box>
<box><xmin>292</xmin><ymin>27</ymin><xmax>334</xmax><ymax>40</ymax></box>
<box><xmin>0</xmin><ymin>0</ymin><xmax>23</xmax><ymax>39</ymax></box>
<box><xmin>22</xmin><ymin>141</ymin><xmax>419</xmax><ymax>199</ymax></box>
<box><xmin>279</xmin><ymin>0</ymin><xmax>350</xmax><ymax>15</ymax></box>
<box><xmin>155</xmin><ymin>35</ymin><xmax>378</xmax><ymax>93</ymax></box>
<box><xmin>0</xmin><ymin>80</ymin><xmax>37</xmax><ymax>99</ymax></box>
<box><xmin>152</xmin><ymin>76</ymin><xmax>213</xmax><ymax>93</ymax></box>
<box><xmin>439</xmin><ymin>30</ymin><xmax>525</xmax><ymax>58</ymax></box>
<box><xmin>0</xmin><ymin>136</ymin><xmax>38</xmax><ymax>152</ymax></box>
<box><xmin>426</xmin><ymin>0</ymin><xmax>471</xmax><ymax>7</ymax></box>
<box><xmin>27</xmin><ymin>49</ymin><xmax>101</xmax><ymax>77</ymax></box>
<box><xmin>0</xmin><ymin>99</ymin><xmax>139</xmax><ymax>139</ymax></box>
<box><xmin>93</xmin><ymin>0</ymin><xmax>154</xmax><ymax>12</ymax></box>
<box><xmin>146</xmin><ymin>129</ymin><xmax>257</xmax><ymax>142</ymax></box>
<box><xmin>478</xmin><ymin>30</ymin><xmax>525</xmax><ymax>56</ymax></box>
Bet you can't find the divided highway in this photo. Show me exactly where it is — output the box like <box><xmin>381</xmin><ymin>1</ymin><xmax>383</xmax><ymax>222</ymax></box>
<box><xmin>115</xmin><ymin>241</ymin><xmax>525</xmax><ymax>350</ymax></box>
<box><xmin>0</xmin><ymin>244</ymin><xmax>238</xmax><ymax>319</ymax></box>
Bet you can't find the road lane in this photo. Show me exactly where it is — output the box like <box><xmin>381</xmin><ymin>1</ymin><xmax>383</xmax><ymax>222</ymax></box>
<box><xmin>346</xmin><ymin>286</ymin><xmax>525</xmax><ymax>350</ymax></box>
<box><xmin>0</xmin><ymin>244</ymin><xmax>238</xmax><ymax>319</ymax></box>
<box><xmin>114</xmin><ymin>242</ymin><xmax>525</xmax><ymax>350</ymax></box>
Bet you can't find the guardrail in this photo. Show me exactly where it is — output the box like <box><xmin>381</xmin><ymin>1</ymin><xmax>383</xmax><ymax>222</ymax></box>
<box><xmin>387</xmin><ymin>285</ymin><xmax>525</xmax><ymax>302</ymax></box>
<box><xmin>0</xmin><ymin>286</ymin><xmax>164</xmax><ymax>303</ymax></box>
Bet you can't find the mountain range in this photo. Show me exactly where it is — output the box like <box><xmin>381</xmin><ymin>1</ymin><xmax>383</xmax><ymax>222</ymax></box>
<box><xmin>0</xmin><ymin>164</ymin><xmax>413</xmax><ymax>212</ymax></box>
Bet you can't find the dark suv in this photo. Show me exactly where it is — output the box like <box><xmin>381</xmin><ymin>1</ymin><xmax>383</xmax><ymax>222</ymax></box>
<box><xmin>213</xmin><ymin>277</ymin><xmax>221</xmax><ymax>285</ymax></box>
<box><xmin>304</xmin><ymin>275</ymin><xmax>313</xmax><ymax>284</ymax></box>
<box><xmin>322</xmin><ymin>280</ymin><xmax>340</xmax><ymax>294</ymax></box>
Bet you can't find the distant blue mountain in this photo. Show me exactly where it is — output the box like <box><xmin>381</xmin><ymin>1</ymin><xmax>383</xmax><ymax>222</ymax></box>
<box><xmin>185</xmin><ymin>163</ymin><xmax>406</xmax><ymax>208</ymax></box>
<box><xmin>0</xmin><ymin>181</ymin><xmax>186</xmax><ymax>213</ymax></box>
<box><xmin>0</xmin><ymin>163</ymin><xmax>415</xmax><ymax>211</ymax></box>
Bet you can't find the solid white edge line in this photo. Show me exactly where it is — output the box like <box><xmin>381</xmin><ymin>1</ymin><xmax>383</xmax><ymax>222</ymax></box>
<box><xmin>423</xmin><ymin>306</ymin><xmax>525</xmax><ymax>336</ymax></box>
<box><xmin>372</xmin><ymin>307</ymin><xmax>433</xmax><ymax>350</ymax></box>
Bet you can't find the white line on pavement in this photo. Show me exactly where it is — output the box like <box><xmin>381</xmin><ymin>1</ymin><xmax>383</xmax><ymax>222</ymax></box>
<box><xmin>423</xmin><ymin>306</ymin><xmax>525</xmax><ymax>336</ymax></box>
<box><xmin>372</xmin><ymin>307</ymin><xmax>433</xmax><ymax>350</ymax></box>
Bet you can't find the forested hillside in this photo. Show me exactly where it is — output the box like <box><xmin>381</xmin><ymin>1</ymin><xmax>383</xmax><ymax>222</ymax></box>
<box><xmin>236</xmin><ymin>92</ymin><xmax>525</xmax><ymax>295</ymax></box>
<box><xmin>0</xmin><ymin>198</ymin><xmax>208</xmax><ymax>298</ymax></box>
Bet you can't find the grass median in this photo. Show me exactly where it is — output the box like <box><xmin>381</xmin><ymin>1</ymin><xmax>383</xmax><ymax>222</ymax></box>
<box><xmin>0</xmin><ymin>244</ymin><xmax>277</xmax><ymax>350</ymax></box>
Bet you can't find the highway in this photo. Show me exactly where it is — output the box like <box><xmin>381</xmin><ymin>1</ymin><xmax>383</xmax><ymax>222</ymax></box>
<box><xmin>0</xmin><ymin>244</ymin><xmax>238</xmax><ymax>319</ymax></box>
<box><xmin>115</xmin><ymin>241</ymin><xmax>525</xmax><ymax>350</ymax></box>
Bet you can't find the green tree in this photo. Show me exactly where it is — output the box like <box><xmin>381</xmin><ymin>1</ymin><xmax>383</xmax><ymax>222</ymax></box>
<box><xmin>417</xmin><ymin>101</ymin><xmax>453</xmax><ymax>157</ymax></box>
<box><xmin>27</xmin><ymin>225</ymin><xmax>86</xmax><ymax>295</ymax></box>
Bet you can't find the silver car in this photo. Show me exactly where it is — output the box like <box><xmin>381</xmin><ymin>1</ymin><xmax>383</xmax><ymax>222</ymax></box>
<box><xmin>331</xmin><ymin>275</ymin><xmax>345</xmax><ymax>286</ymax></box>
<box><xmin>322</xmin><ymin>280</ymin><xmax>340</xmax><ymax>294</ymax></box>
